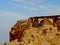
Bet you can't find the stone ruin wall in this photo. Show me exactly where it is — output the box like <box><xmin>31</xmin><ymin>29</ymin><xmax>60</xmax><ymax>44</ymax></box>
<box><xmin>28</xmin><ymin>16</ymin><xmax>60</xmax><ymax>27</ymax></box>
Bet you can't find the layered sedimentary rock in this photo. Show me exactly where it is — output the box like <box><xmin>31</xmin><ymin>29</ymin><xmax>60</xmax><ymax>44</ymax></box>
<box><xmin>4</xmin><ymin>15</ymin><xmax>60</xmax><ymax>45</ymax></box>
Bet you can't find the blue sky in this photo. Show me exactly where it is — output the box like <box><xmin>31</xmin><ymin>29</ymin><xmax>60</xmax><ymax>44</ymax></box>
<box><xmin>0</xmin><ymin>0</ymin><xmax>60</xmax><ymax>43</ymax></box>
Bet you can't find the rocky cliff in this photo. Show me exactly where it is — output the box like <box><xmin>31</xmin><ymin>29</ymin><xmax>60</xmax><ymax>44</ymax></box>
<box><xmin>9</xmin><ymin>20</ymin><xmax>29</xmax><ymax>42</ymax></box>
<box><xmin>4</xmin><ymin>15</ymin><xmax>60</xmax><ymax>45</ymax></box>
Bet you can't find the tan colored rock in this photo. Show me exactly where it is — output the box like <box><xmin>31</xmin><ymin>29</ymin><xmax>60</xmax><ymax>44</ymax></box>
<box><xmin>5</xmin><ymin>15</ymin><xmax>60</xmax><ymax>45</ymax></box>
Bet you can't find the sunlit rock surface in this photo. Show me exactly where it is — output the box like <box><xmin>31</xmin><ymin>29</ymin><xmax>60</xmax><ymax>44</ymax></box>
<box><xmin>4</xmin><ymin>15</ymin><xmax>60</xmax><ymax>45</ymax></box>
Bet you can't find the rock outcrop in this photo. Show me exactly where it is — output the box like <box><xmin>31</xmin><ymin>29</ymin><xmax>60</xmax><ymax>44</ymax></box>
<box><xmin>4</xmin><ymin>15</ymin><xmax>60</xmax><ymax>45</ymax></box>
<box><xmin>9</xmin><ymin>20</ymin><xmax>29</xmax><ymax>42</ymax></box>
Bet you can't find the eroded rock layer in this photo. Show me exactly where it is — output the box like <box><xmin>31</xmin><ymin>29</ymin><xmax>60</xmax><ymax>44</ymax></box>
<box><xmin>4</xmin><ymin>15</ymin><xmax>60</xmax><ymax>45</ymax></box>
<box><xmin>9</xmin><ymin>20</ymin><xmax>29</xmax><ymax>42</ymax></box>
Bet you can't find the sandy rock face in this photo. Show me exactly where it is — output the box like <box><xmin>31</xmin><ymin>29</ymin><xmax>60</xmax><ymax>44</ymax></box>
<box><xmin>9</xmin><ymin>20</ymin><xmax>29</xmax><ymax>42</ymax></box>
<box><xmin>5</xmin><ymin>24</ymin><xmax>60</xmax><ymax>45</ymax></box>
<box><xmin>5</xmin><ymin>39</ymin><xmax>21</xmax><ymax>45</ymax></box>
<box><xmin>4</xmin><ymin>16</ymin><xmax>60</xmax><ymax>45</ymax></box>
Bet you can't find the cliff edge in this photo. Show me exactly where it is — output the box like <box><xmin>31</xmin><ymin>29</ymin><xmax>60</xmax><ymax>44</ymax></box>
<box><xmin>4</xmin><ymin>15</ymin><xmax>60</xmax><ymax>45</ymax></box>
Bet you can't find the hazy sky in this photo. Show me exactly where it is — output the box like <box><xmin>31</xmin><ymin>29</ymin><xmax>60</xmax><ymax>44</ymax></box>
<box><xmin>0</xmin><ymin>0</ymin><xmax>60</xmax><ymax>42</ymax></box>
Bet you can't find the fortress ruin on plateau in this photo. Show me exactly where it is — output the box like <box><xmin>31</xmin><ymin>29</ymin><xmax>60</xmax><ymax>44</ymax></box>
<box><xmin>4</xmin><ymin>15</ymin><xmax>60</xmax><ymax>45</ymax></box>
